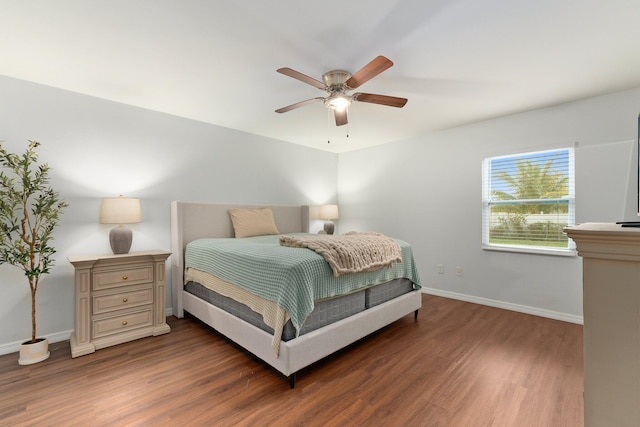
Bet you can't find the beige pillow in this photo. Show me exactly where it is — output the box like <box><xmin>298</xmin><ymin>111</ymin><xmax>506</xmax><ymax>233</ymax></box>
<box><xmin>228</xmin><ymin>208</ymin><xmax>280</xmax><ymax>238</ymax></box>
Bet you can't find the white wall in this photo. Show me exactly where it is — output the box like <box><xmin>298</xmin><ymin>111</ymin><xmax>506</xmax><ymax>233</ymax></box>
<box><xmin>338</xmin><ymin>87</ymin><xmax>640</xmax><ymax>322</ymax></box>
<box><xmin>0</xmin><ymin>75</ymin><xmax>338</xmax><ymax>354</ymax></box>
<box><xmin>2</xmin><ymin>71</ymin><xmax>638</xmax><ymax>356</ymax></box>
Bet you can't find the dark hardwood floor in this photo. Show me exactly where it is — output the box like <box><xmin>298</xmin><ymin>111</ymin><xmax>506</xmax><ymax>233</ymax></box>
<box><xmin>0</xmin><ymin>294</ymin><xmax>584</xmax><ymax>426</ymax></box>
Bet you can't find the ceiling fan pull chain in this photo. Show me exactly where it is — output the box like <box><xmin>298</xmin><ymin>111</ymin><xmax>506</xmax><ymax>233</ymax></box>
<box><xmin>346</xmin><ymin>108</ymin><xmax>350</xmax><ymax>139</ymax></box>
<box><xmin>327</xmin><ymin>108</ymin><xmax>331</xmax><ymax>144</ymax></box>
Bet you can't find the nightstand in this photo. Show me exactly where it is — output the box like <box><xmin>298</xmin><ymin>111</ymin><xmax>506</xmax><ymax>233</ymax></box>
<box><xmin>68</xmin><ymin>250</ymin><xmax>171</xmax><ymax>357</ymax></box>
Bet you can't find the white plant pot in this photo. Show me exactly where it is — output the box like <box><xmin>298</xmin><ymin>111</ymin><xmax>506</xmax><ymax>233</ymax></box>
<box><xmin>18</xmin><ymin>337</ymin><xmax>50</xmax><ymax>365</ymax></box>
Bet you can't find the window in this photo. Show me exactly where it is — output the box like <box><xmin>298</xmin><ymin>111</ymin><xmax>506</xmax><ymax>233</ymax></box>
<box><xmin>482</xmin><ymin>147</ymin><xmax>575</xmax><ymax>255</ymax></box>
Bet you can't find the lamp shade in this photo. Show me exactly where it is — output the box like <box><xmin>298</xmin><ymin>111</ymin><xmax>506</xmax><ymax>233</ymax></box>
<box><xmin>100</xmin><ymin>196</ymin><xmax>142</xmax><ymax>225</ymax></box>
<box><xmin>320</xmin><ymin>204</ymin><xmax>339</xmax><ymax>220</ymax></box>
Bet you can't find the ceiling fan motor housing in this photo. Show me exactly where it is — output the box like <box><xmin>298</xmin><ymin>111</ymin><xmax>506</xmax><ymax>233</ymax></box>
<box><xmin>322</xmin><ymin>70</ymin><xmax>353</xmax><ymax>110</ymax></box>
<box><xmin>323</xmin><ymin>70</ymin><xmax>352</xmax><ymax>89</ymax></box>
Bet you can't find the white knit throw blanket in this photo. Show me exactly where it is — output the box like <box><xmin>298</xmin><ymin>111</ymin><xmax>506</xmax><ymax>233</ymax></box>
<box><xmin>279</xmin><ymin>231</ymin><xmax>402</xmax><ymax>277</ymax></box>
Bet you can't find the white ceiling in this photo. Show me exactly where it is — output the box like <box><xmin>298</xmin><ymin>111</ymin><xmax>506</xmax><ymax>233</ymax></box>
<box><xmin>1</xmin><ymin>0</ymin><xmax>640</xmax><ymax>153</ymax></box>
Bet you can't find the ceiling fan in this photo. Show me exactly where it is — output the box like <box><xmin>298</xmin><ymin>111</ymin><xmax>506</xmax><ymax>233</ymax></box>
<box><xmin>275</xmin><ymin>55</ymin><xmax>408</xmax><ymax>126</ymax></box>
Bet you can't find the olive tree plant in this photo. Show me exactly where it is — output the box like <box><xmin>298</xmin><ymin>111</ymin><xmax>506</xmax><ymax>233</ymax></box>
<box><xmin>0</xmin><ymin>141</ymin><xmax>68</xmax><ymax>343</ymax></box>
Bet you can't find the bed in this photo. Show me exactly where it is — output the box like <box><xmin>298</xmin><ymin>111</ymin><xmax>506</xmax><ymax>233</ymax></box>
<box><xmin>170</xmin><ymin>201</ymin><xmax>422</xmax><ymax>387</ymax></box>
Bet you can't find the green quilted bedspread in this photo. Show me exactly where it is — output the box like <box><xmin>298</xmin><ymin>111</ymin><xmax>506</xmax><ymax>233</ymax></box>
<box><xmin>185</xmin><ymin>233</ymin><xmax>421</xmax><ymax>332</ymax></box>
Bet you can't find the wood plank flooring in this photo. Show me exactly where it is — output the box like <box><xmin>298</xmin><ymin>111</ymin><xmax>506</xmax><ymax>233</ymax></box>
<box><xmin>0</xmin><ymin>294</ymin><xmax>584</xmax><ymax>426</ymax></box>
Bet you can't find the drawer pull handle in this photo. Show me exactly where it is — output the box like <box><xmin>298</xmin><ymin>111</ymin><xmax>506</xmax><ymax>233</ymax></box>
<box><xmin>122</xmin><ymin>297</ymin><xmax>128</xmax><ymax>303</ymax></box>
<box><xmin>122</xmin><ymin>275</ymin><xmax>128</xmax><ymax>280</ymax></box>
<box><xmin>122</xmin><ymin>320</ymin><xmax>128</xmax><ymax>326</ymax></box>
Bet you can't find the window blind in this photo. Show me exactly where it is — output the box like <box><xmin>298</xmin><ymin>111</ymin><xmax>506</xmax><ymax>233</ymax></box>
<box><xmin>482</xmin><ymin>147</ymin><xmax>575</xmax><ymax>253</ymax></box>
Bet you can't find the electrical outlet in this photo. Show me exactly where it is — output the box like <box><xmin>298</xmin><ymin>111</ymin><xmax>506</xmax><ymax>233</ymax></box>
<box><xmin>437</xmin><ymin>264</ymin><xmax>444</xmax><ymax>274</ymax></box>
<box><xmin>456</xmin><ymin>266</ymin><xmax>463</xmax><ymax>277</ymax></box>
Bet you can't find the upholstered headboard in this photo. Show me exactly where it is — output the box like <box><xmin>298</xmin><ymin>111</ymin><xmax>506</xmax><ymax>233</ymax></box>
<box><xmin>170</xmin><ymin>201</ymin><xmax>310</xmax><ymax>317</ymax></box>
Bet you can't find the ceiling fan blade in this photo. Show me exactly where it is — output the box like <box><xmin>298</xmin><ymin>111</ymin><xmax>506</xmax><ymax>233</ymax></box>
<box><xmin>275</xmin><ymin>97</ymin><xmax>323</xmax><ymax>113</ymax></box>
<box><xmin>353</xmin><ymin>93</ymin><xmax>408</xmax><ymax>108</ymax></box>
<box><xmin>334</xmin><ymin>109</ymin><xmax>348</xmax><ymax>126</ymax></box>
<box><xmin>277</xmin><ymin>67</ymin><xmax>327</xmax><ymax>90</ymax></box>
<box><xmin>346</xmin><ymin>56</ymin><xmax>394</xmax><ymax>89</ymax></box>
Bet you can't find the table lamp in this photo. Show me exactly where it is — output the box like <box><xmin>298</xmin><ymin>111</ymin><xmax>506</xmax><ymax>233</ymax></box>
<box><xmin>320</xmin><ymin>204</ymin><xmax>339</xmax><ymax>235</ymax></box>
<box><xmin>100</xmin><ymin>195</ymin><xmax>142</xmax><ymax>254</ymax></box>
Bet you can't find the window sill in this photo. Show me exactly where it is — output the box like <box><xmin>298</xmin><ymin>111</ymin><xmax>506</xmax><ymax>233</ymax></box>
<box><xmin>482</xmin><ymin>244</ymin><xmax>577</xmax><ymax>257</ymax></box>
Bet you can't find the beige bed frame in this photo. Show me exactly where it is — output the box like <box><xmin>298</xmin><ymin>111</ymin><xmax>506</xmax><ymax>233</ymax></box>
<box><xmin>170</xmin><ymin>201</ymin><xmax>422</xmax><ymax>387</ymax></box>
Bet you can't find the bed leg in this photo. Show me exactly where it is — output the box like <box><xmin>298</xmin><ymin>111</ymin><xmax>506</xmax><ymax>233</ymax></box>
<box><xmin>414</xmin><ymin>309</ymin><xmax>419</xmax><ymax>320</ymax></box>
<box><xmin>289</xmin><ymin>373</ymin><xmax>297</xmax><ymax>389</ymax></box>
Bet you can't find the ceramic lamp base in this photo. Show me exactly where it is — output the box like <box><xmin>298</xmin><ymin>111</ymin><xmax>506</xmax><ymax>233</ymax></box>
<box><xmin>109</xmin><ymin>226</ymin><xmax>133</xmax><ymax>254</ymax></box>
<box><xmin>323</xmin><ymin>221</ymin><xmax>335</xmax><ymax>235</ymax></box>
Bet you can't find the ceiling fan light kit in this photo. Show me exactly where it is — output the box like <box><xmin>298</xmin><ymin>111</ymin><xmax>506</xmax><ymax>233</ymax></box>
<box><xmin>275</xmin><ymin>56</ymin><xmax>407</xmax><ymax>127</ymax></box>
<box><xmin>324</xmin><ymin>93</ymin><xmax>351</xmax><ymax>111</ymax></box>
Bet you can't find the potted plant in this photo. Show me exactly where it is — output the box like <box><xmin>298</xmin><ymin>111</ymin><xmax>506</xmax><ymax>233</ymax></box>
<box><xmin>0</xmin><ymin>140</ymin><xmax>68</xmax><ymax>365</ymax></box>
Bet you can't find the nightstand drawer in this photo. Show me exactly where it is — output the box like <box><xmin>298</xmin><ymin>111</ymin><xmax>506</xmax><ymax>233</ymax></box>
<box><xmin>93</xmin><ymin>265</ymin><xmax>153</xmax><ymax>291</ymax></box>
<box><xmin>92</xmin><ymin>308</ymin><xmax>153</xmax><ymax>339</ymax></box>
<box><xmin>93</xmin><ymin>287</ymin><xmax>153</xmax><ymax>315</ymax></box>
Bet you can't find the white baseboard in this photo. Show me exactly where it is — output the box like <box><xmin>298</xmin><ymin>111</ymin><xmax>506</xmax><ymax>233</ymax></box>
<box><xmin>0</xmin><ymin>309</ymin><xmax>174</xmax><ymax>357</ymax></box>
<box><xmin>0</xmin><ymin>299</ymin><xmax>578</xmax><ymax>357</ymax></box>
<box><xmin>421</xmin><ymin>288</ymin><xmax>583</xmax><ymax>325</ymax></box>
<box><xmin>0</xmin><ymin>329</ymin><xmax>73</xmax><ymax>357</ymax></box>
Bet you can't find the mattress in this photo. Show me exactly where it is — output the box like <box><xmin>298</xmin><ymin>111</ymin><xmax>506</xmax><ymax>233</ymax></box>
<box><xmin>366</xmin><ymin>278</ymin><xmax>415</xmax><ymax>308</ymax></box>
<box><xmin>185</xmin><ymin>234</ymin><xmax>421</xmax><ymax>333</ymax></box>
<box><xmin>185</xmin><ymin>278</ymin><xmax>414</xmax><ymax>341</ymax></box>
